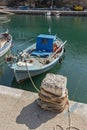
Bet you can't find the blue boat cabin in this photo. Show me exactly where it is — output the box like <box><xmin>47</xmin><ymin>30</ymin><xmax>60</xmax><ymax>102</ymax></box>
<box><xmin>31</xmin><ymin>34</ymin><xmax>57</xmax><ymax>57</ymax></box>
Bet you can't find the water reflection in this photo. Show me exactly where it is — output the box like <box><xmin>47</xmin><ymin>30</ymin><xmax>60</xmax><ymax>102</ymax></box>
<box><xmin>0</xmin><ymin>59</ymin><xmax>6</xmax><ymax>79</ymax></box>
<box><xmin>0</xmin><ymin>15</ymin><xmax>87</xmax><ymax>103</ymax></box>
<box><xmin>0</xmin><ymin>15</ymin><xmax>11</xmax><ymax>24</ymax></box>
<box><xmin>0</xmin><ymin>65</ymin><xmax>4</xmax><ymax>78</ymax></box>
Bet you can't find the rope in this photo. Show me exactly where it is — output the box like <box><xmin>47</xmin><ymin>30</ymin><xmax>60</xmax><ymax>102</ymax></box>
<box><xmin>25</xmin><ymin>62</ymin><xmax>40</xmax><ymax>93</ymax></box>
<box><xmin>67</xmin><ymin>100</ymin><xmax>72</xmax><ymax>130</ymax></box>
<box><xmin>55</xmin><ymin>125</ymin><xmax>63</xmax><ymax>130</ymax></box>
<box><xmin>54</xmin><ymin>99</ymin><xmax>80</xmax><ymax>130</ymax></box>
<box><xmin>66</xmin><ymin>100</ymin><xmax>80</xmax><ymax>130</ymax></box>
<box><xmin>72</xmin><ymin>80</ymin><xmax>81</xmax><ymax>101</ymax></box>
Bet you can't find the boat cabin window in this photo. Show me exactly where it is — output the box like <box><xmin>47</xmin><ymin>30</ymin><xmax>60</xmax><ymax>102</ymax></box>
<box><xmin>41</xmin><ymin>38</ymin><xmax>48</xmax><ymax>44</ymax></box>
<box><xmin>36</xmin><ymin>34</ymin><xmax>54</xmax><ymax>52</ymax></box>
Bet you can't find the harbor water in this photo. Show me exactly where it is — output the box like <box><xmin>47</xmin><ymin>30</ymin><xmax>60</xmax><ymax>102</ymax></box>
<box><xmin>0</xmin><ymin>14</ymin><xmax>87</xmax><ymax>104</ymax></box>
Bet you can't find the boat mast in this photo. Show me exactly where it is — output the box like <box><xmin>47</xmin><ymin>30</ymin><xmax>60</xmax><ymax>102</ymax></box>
<box><xmin>51</xmin><ymin>0</ymin><xmax>53</xmax><ymax>9</ymax></box>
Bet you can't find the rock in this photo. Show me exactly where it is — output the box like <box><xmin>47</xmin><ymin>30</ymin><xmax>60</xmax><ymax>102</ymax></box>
<box><xmin>40</xmin><ymin>73</ymin><xmax>67</xmax><ymax>97</ymax></box>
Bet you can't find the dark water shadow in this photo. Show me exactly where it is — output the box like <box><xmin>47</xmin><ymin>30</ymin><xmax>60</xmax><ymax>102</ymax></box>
<box><xmin>16</xmin><ymin>100</ymin><xmax>57</xmax><ymax>129</ymax></box>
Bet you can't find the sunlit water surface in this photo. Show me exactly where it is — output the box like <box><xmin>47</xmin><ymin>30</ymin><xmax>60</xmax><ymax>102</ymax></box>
<box><xmin>0</xmin><ymin>14</ymin><xmax>87</xmax><ymax>103</ymax></box>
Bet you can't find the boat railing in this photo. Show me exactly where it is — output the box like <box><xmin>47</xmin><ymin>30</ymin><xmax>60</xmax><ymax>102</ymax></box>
<box><xmin>48</xmin><ymin>40</ymin><xmax>67</xmax><ymax>59</ymax></box>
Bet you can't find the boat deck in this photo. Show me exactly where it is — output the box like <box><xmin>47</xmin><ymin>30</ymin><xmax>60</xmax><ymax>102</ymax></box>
<box><xmin>0</xmin><ymin>85</ymin><xmax>87</xmax><ymax>130</ymax></box>
<box><xmin>13</xmin><ymin>57</ymin><xmax>45</xmax><ymax>71</ymax></box>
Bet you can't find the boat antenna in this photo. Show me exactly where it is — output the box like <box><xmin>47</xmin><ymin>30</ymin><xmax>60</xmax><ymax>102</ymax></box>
<box><xmin>51</xmin><ymin>0</ymin><xmax>53</xmax><ymax>9</ymax></box>
<box><xmin>55</xmin><ymin>33</ymin><xmax>57</xmax><ymax>38</ymax></box>
<box><xmin>5</xmin><ymin>29</ymin><xmax>9</xmax><ymax>34</ymax></box>
<box><xmin>48</xmin><ymin>27</ymin><xmax>51</xmax><ymax>35</ymax></box>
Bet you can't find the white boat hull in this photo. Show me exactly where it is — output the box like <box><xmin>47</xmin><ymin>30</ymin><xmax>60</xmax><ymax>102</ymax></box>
<box><xmin>0</xmin><ymin>33</ymin><xmax>12</xmax><ymax>57</ymax></box>
<box><xmin>7</xmin><ymin>34</ymin><xmax>66</xmax><ymax>83</ymax></box>
<box><xmin>13</xmin><ymin>49</ymin><xmax>64</xmax><ymax>83</ymax></box>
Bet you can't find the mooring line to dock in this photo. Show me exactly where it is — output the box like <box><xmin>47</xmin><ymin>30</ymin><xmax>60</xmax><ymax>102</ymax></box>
<box><xmin>26</xmin><ymin>62</ymin><xmax>40</xmax><ymax>93</ymax></box>
<box><xmin>66</xmin><ymin>100</ymin><xmax>80</xmax><ymax>130</ymax></box>
<box><xmin>55</xmin><ymin>100</ymin><xmax>80</xmax><ymax>130</ymax></box>
<box><xmin>72</xmin><ymin>80</ymin><xmax>81</xmax><ymax>102</ymax></box>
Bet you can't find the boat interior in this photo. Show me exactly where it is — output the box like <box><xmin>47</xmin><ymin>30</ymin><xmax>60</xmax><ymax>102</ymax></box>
<box><xmin>0</xmin><ymin>33</ymin><xmax>9</xmax><ymax>48</ymax></box>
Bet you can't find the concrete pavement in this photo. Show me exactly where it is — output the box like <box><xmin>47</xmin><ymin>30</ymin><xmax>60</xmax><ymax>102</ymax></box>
<box><xmin>0</xmin><ymin>85</ymin><xmax>87</xmax><ymax>130</ymax></box>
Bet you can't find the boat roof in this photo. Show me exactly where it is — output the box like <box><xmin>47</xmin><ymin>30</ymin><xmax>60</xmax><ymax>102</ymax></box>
<box><xmin>36</xmin><ymin>34</ymin><xmax>56</xmax><ymax>52</ymax></box>
<box><xmin>37</xmin><ymin>34</ymin><xmax>56</xmax><ymax>40</ymax></box>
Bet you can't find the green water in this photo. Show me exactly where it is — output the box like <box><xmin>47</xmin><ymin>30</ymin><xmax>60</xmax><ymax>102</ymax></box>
<box><xmin>0</xmin><ymin>15</ymin><xmax>87</xmax><ymax>103</ymax></box>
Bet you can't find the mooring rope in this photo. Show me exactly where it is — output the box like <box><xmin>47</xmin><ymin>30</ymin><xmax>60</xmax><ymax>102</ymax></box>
<box><xmin>66</xmin><ymin>101</ymin><xmax>80</xmax><ymax>130</ymax></box>
<box><xmin>54</xmin><ymin>100</ymin><xmax>80</xmax><ymax>130</ymax></box>
<box><xmin>67</xmin><ymin>100</ymin><xmax>72</xmax><ymax>130</ymax></box>
<box><xmin>25</xmin><ymin>62</ymin><xmax>40</xmax><ymax>93</ymax></box>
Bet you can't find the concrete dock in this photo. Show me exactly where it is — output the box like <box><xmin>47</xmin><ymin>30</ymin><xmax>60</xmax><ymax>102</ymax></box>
<box><xmin>0</xmin><ymin>85</ymin><xmax>87</xmax><ymax>130</ymax></box>
<box><xmin>1</xmin><ymin>8</ymin><xmax>87</xmax><ymax>16</ymax></box>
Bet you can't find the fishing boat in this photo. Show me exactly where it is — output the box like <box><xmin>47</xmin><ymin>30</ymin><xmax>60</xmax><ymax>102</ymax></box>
<box><xmin>6</xmin><ymin>34</ymin><xmax>67</xmax><ymax>83</ymax></box>
<box><xmin>0</xmin><ymin>30</ymin><xmax>12</xmax><ymax>57</ymax></box>
<box><xmin>54</xmin><ymin>12</ymin><xmax>60</xmax><ymax>18</ymax></box>
<box><xmin>45</xmin><ymin>11</ymin><xmax>51</xmax><ymax>16</ymax></box>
